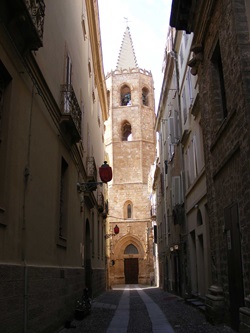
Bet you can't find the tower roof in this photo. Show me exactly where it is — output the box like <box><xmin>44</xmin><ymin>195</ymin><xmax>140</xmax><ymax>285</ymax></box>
<box><xmin>116</xmin><ymin>26</ymin><xmax>138</xmax><ymax>70</ymax></box>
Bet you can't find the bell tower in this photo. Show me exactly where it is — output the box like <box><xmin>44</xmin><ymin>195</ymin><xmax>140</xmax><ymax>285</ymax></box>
<box><xmin>105</xmin><ymin>26</ymin><xmax>156</xmax><ymax>286</ymax></box>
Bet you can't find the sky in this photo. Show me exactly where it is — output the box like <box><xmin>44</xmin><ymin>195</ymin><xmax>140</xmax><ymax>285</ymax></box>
<box><xmin>98</xmin><ymin>0</ymin><xmax>172</xmax><ymax>110</ymax></box>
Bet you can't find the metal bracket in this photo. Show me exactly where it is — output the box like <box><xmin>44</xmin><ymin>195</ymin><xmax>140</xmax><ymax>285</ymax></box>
<box><xmin>77</xmin><ymin>182</ymin><xmax>103</xmax><ymax>193</ymax></box>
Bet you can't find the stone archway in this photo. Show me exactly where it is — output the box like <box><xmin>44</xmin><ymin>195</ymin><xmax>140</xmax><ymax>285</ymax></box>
<box><xmin>110</xmin><ymin>235</ymin><xmax>150</xmax><ymax>286</ymax></box>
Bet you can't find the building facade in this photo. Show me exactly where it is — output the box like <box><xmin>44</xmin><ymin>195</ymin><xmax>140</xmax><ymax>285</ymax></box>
<box><xmin>0</xmin><ymin>1</ymin><xmax>107</xmax><ymax>332</ymax></box>
<box><xmin>170</xmin><ymin>0</ymin><xmax>250</xmax><ymax>331</ymax></box>
<box><xmin>105</xmin><ymin>27</ymin><xmax>156</xmax><ymax>287</ymax></box>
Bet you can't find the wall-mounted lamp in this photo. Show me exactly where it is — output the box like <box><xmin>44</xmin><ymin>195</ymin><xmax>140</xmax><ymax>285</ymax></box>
<box><xmin>77</xmin><ymin>161</ymin><xmax>112</xmax><ymax>193</ymax></box>
<box><xmin>104</xmin><ymin>225</ymin><xmax>119</xmax><ymax>239</ymax></box>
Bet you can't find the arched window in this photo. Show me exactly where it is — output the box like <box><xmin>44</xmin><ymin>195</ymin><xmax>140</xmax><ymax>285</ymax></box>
<box><xmin>121</xmin><ymin>121</ymin><xmax>132</xmax><ymax>141</ymax></box>
<box><xmin>142</xmin><ymin>87</ymin><xmax>149</xmax><ymax>106</ymax></box>
<box><xmin>124</xmin><ymin>244</ymin><xmax>138</xmax><ymax>254</ymax></box>
<box><xmin>121</xmin><ymin>84</ymin><xmax>131</xmax><ymax>106</ymax></box>
<box><xmin>127</xmin><ymin>204</ymin><xmax>132</xmax><ymax>218</ymax></box>
<box><xmin>124</xmin><ymin>201</ymin><xmax>133</xmax><ymax>219</ymax></box>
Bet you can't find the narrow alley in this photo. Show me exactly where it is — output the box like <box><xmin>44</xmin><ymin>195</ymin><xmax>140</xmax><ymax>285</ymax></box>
<box><xmin>57</xmin><ymin>285</ymin><xmax>236</xmax><ymax>333</ymax></box>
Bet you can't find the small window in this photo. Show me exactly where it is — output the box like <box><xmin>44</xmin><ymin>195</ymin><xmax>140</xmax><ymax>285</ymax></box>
<box><xmin>142</xmin><ymin>87</ymin><xmax>149</xmax><ymax>106</ymax></box>
<box><xmin>124</xmin><ymin>201</ymin><xmax>133</xmax><ymax>219</ymax></box>
<box><xmin>121</xmin><ymin>121</ymin><xmax>132</xmax><ymax>141</ymax></box>
<box><xmin>127</xmin><ymin>204</ymin><xmax>132</xmax><ymax>218</ymax></box>
<box><xmin>121</xmin><ymin>84</ymin><xmax>131</xmax><ymax>106</ymax></box>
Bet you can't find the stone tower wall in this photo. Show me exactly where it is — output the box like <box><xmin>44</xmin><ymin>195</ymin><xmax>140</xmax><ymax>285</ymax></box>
<box><xmin>105</xmin><ymin>68</ymin><xmax>156</xmax><ymax>286</ymax></box>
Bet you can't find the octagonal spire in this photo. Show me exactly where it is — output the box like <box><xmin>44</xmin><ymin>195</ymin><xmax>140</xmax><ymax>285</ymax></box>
<box><xmin>116</xmin><ymin>26</ymin><xmax>138</xmax><ymax>70</ymax></box>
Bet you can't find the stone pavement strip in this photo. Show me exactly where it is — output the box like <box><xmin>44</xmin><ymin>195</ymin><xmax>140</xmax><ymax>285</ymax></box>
<box><xmin>56</xmin><ymin>285</ymin><xmax>237</xmax><ymax>333</ymax></box>
<box><xmin>106</xmin><ymin>287</ymin><xmax>130</xmax><ymax>333</ymax></box>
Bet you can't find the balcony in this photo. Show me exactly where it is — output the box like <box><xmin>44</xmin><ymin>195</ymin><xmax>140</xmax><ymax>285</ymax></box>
<box><xmin>0</xmin><ymin>0</ymin><xmax>45</xmax><ymax>53</ymax></box>
<box><xmin>60</xmin><ymin>84</ymin><xmax>82</xmax><ymax>143</ymax></box>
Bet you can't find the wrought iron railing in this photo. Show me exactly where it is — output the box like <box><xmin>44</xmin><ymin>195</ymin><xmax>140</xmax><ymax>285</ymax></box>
<box><xmin>97</xmin><ymin>190</ymin><xmax>104</xmax><ymax>212</ymax></box>
<box><xmin>61</xmin><ymin>84</ymin><xmax>82</xmax><ymax>136</ymax></box>
<box><xmin>25</xmin><ymin>0</ymin><xmax>45</xmax><ymax>41</ymax></box>
<box><xmin>86</xmin><ymin>156</ymin><xmax>97</xmax><ymax>181</ymax></box>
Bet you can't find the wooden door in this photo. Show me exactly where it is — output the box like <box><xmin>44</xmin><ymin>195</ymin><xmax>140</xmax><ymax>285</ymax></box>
<box><xmin>124</xmin><ymin>258</ymin><xmax>138</xmax><ymax>284</ymax></box>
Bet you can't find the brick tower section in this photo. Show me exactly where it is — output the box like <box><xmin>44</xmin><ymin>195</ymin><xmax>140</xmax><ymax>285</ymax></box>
<box><xmin>105</xmin><ymin>68</ymin><xmax>156</xmax><ymax>286</ymax></box>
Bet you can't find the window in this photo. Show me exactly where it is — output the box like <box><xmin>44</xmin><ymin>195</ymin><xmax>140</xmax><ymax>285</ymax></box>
<box><xmin>124</xmin><ymin>201</ymin><xmax>133</xmax><ymax>219</ymax></box>
<box><xmin>120</xmin><ymin>84</ymin><xmax>131</xmax><ymax>106</ymax></box>
<box><xmin>65</xmin><ymin>54</ymin><xmax>72</xmax><ymax>85</ymax></box>
<box><xmin>64</xmin><ymin>54</ymin><xmax>72</xmax><ymax>113</ymax></box>
<box><xmin>121</xmin><ymin>121</ymin><xmax>132</xmax><ymax>141</ymax></box>
<box><xmin>124</xmin><ymin>244</ymin><xmax>138</xmax><ymax>254</ymax></box>
<box><xmin>127</xmin><ymin>204</ymin><xmax>132</xmax><ymax>218</ymax></box>
<box><xmin>59</xmin><ymin>158</ymin><xmax>68</xmax><ymax>240</ymax></box>
<box><xmin>211</xmin><ymin>42</ymin><xmax>227</xmax><ymax>119</ymax></box>
<box><xmin>179</xmin><ymin>44</ymin><xmax>184</xmax><ymax>66</ymax></box>
<box><xmin>187</xmin><ymin>69</ymin><xmax>194</xmax><ymax>105</ymax></box>
<box><xmin>182</xmin><ymin>86</ymin><xmax>187</xmax><ymax>124</ymax></box>
<box><xmin>142</xmin><ymin>87</ymin><xmax>149</xmax><ymax>106</ymax></box>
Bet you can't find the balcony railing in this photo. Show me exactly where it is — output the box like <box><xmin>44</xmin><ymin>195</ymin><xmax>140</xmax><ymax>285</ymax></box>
<box><xmin>151</xmin><ymin>205</ymin><xmax>157</xmax><ymax>219</ymax></box>
<box><xmin>60</xmin><ymin>84</ymin><xmax>82</xmax><ymax>143</ymax></box>
<box><xmin>97</xmin><ymin>189</ymin><xmax>104</xmax><ymax>213</ymax></box>
<box><xmin>86</xmin><ymin>156</ymin><xmax>97</xmax><ymax>182</ymax></box>
<box><xmin>25</xmin><ymin>0</ymin><xmax>45</xmax><ymax>41</ymax></box>
<box><xmin>0</xmin><ymin>0</ymin><xmax>45</xmax><ymax>53</ymax></box>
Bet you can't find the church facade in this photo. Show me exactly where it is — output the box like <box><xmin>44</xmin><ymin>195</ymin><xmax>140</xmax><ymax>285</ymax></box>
<box><xmin>104</xmin><ymin>27</ymin><xmax>156</xmax><ymax>286</ymax></box>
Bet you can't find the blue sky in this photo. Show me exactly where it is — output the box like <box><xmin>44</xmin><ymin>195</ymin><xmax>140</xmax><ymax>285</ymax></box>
<box><xmin>98</xmin><ymin>0</ymin><xmax>172</xmax><ymax>109</ymax></box>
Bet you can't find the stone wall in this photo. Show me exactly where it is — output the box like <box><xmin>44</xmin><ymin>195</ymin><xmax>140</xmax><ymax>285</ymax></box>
<box><xmin>193</xmin><ymin>0</ymin><xmax>250</xmax><ymax>329</ymax></box>
<box><xmin>0</xmin><ymin>264</ymin><xmax>85</xmax><ymax>333</ymax></box>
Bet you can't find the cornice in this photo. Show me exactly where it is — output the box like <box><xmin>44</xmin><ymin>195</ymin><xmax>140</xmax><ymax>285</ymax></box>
<box><xmin>85</xmin><ymin>0</ymin><xmax>108</xmax><ymax>121</ymax></box>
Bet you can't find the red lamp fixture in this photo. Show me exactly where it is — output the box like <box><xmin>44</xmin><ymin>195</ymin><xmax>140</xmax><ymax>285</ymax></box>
<box><xmin>77</xmin><ymin>161</ymin><xmax>113</xmax><ymax>193</ymax></box>
<box><xmin>104</xmin><ymin>224</ymin><xmax>120</xmax><ymax>239</ymax></box>
<box><xmin>99</xmin><ymin>161</ymin><xmax>112</xmax><ymax>183</ymax></box>
<box><xmin>114</xmin><ymin>225</ymin><xmax>119</xmax><ymax>235</ymax></box>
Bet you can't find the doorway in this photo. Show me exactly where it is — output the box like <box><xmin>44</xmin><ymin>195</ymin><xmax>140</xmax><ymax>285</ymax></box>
<box><xmin>85</xmin><ymin>219</ymin><xmax>92</xmax><ymax>294</ymax></box>
<box><xmin>124</xmin><ymin>258</ymin><xmax>138</xmax><ymax>284</ymax></box>
<box><xmin>224</xmin><ymin>203</ymin><xmax>244</xmax><ymax>330</ymax></box>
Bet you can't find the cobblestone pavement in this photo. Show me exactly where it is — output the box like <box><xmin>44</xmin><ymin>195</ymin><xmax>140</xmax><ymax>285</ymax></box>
<box><xmin>56</xmin><ymin>285</ymin><xmax>237</xmax><ymax>333</ymax></box>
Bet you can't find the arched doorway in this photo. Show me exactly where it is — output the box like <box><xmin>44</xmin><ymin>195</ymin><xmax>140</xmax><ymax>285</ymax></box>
<box><xmin>124</xmin><ymin>244</ymin><xmax>139</xmax><ymax>284</ymax></box>
<box><xmin>109</xmin><ymin>234</ymin><xmax>152</xmax><ymax>286</ymax></box>
<box><xmin>85</xmin><ymin>219</ymin><xmax>92</xmax><ymax>294</ymax></box>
